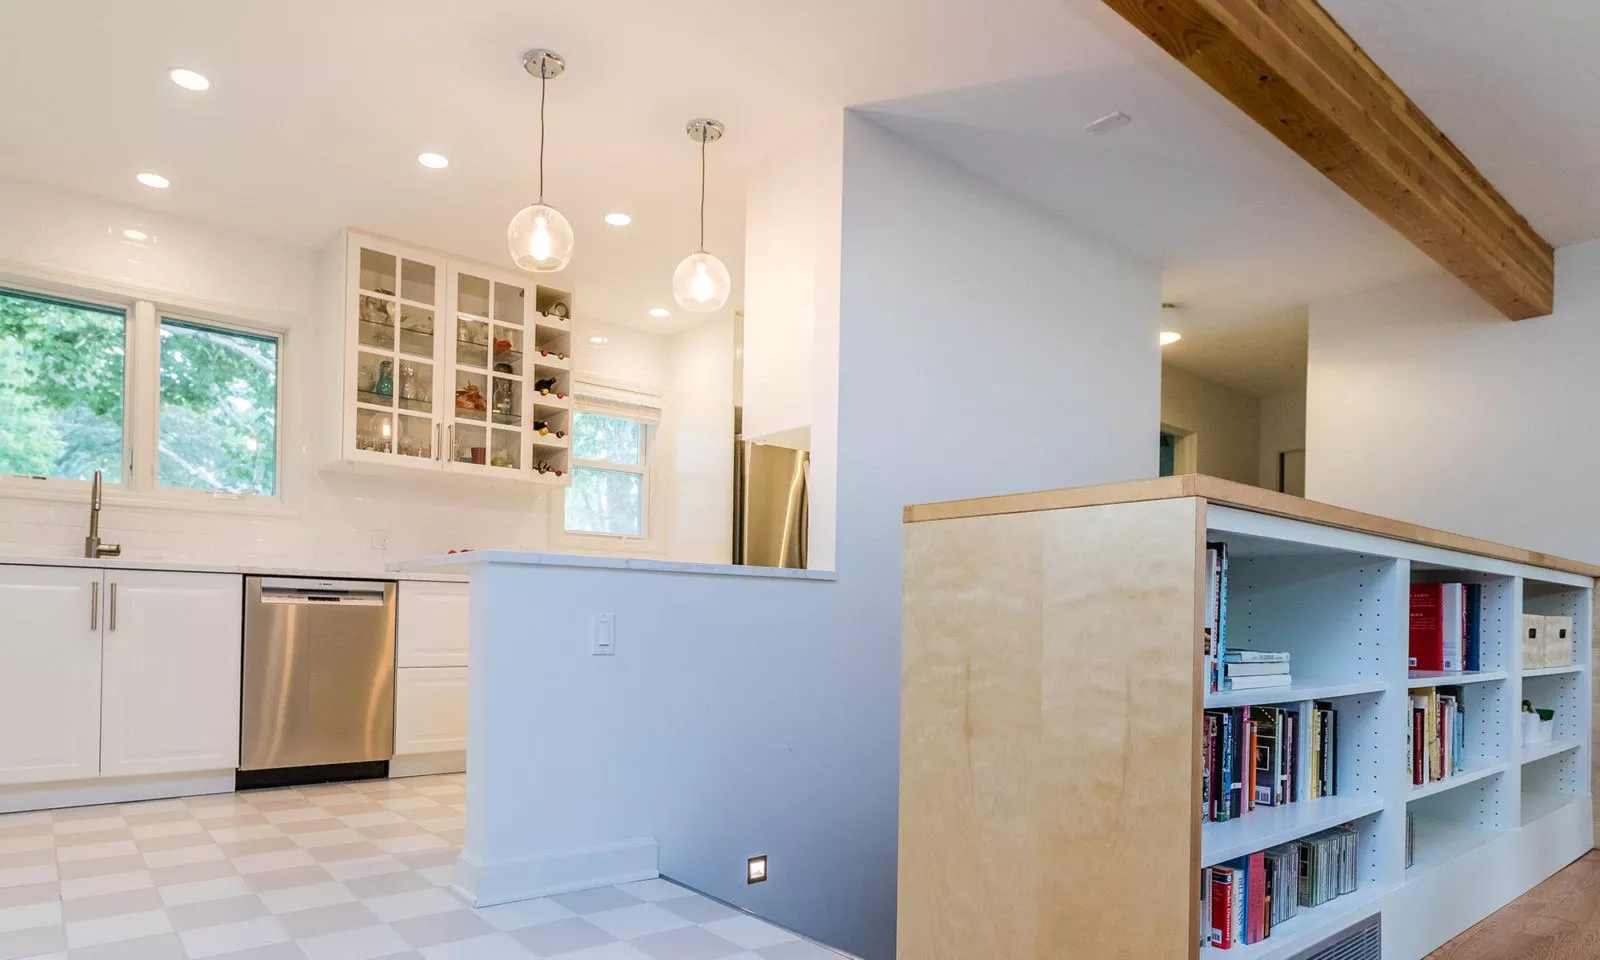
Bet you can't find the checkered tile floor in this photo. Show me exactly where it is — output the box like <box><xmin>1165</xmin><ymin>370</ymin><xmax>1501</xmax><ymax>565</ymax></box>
<box><xmin>0</xmin><ymin>774</ymin><xmax>845</xmax><ymax>960</ymax></box>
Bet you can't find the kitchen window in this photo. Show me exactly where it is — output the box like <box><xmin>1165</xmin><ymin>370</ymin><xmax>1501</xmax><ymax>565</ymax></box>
<box><xmin>0</xmin><ymin>287</ymin><xmax>126</xmax><ymax>482</ymax></box>
<box><xmin>564</xmin><ymin>410</ymin><xmax>648</xmax><ymax>537</ymax></box>
<box><xmin>158</xmin><ymin>318</ymin><xmax>279</xmax><ymax>496</ymax></box>
<box><xmin>0</xmin><ymin>279</ymin><xmax>283</xmax><ymax>504</ymax></box>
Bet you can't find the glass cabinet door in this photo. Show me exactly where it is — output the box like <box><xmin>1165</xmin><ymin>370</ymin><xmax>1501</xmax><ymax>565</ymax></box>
<box><xmin>352</xmin><ymin>245</ymin><xmax>439</xmax><ymax>461</ymax></box>
<box><xmin>448</xmin><ymin>270</ymin><xmax>528</xmax><ymax>473</ymax></box>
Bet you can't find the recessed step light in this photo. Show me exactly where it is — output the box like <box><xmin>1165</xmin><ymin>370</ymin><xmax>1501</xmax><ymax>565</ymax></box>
<box><xmin>168</xmin><ymin>68</ymin><xmax>210</xmax><ymax>92</ymax></box>
<box><xmin>136</xmin><ymin>172</ymin><xmax>170</xmax><ymax>189</ymax></box>
<box><xmin>417</xmin><ymin>153</ymin><xmax>449</xmax><ymax>169</ymax></box>
<box><xmin>604</xmin><ymin>212</ymin><xmax>632</xmax><ymax>226</ymax></box>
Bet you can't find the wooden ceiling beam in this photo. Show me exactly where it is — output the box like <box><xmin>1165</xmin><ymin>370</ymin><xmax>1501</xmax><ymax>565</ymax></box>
<box><xmin>1101</xmin><ymin>0</ymin><xmax>1555</xmax><ymax>319</ymax></box>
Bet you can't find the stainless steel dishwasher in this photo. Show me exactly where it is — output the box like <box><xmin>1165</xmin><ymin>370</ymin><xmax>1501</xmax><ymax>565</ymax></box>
<box><xmin>239</xmin><ymin>577</ymin><xmax>395</xmax><ymax>787</ymax></box>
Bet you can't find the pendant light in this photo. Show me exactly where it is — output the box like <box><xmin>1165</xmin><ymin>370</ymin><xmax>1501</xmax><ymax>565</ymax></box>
<box><xmin>507</xmin><ymin>49</ymin><xmax>574</xmax><ymax>273</ymax></box>
<box><xmin>673</xmin><ymin>118</ymin><xmax>731</xmax><ymax>312</ymax></box>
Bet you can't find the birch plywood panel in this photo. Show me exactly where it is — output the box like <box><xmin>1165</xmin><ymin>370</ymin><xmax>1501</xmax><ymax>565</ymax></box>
<box><xmin>899</xmin><ymin>498</ymin><xmax>1203</xmax><ymax>960</ymax></box>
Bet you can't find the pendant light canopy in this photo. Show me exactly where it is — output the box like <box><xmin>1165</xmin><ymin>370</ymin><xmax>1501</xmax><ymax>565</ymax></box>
<box><xmin>673</xmin><ymin>118</ymin><xmax>731</xmax><ymax>313</ymax></box>
<box><xmin>507</xmin><ymin>49</ymin><xmax>574</xmax><ymax>273</ymax></box>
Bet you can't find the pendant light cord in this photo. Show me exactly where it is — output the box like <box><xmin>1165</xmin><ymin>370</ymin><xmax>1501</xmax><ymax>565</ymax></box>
<box><xmin>698</xmin><ymin>133</ymin><xmax>707</xmax><ymax>253</ymax></box>
<box><xmin>537</xmin><ymin>66</ymin><xmax>547</xmax><ymax>203</ymax></box>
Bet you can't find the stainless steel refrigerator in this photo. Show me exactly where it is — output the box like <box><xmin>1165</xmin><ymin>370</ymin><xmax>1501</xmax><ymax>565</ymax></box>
<box><xmin>733</xmin><ymin>438</ymin><xmax>809</xmax><ymax>568</ymax></box>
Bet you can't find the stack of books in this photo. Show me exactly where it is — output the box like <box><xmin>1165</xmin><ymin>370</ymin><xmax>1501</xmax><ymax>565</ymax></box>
<box><xmin>1202</xmin><ymin>828</ymin><xmax>1358</xmax><ymax>950</ymax></box>
<box><xmin>1408</xmin><ymin>686</ymin><xmax>1466</xmax><ymax>786</ymax></box>
<box><xmin>1223</xmin><ymin>650</ymin><xmax>1292</xmax><ymax>692</ymax></box>
<box><xmin>1308</xmin><ymin>701</ymin><xmax>1339</xmax><ymax>800</ymax></box>
<box><xmin>1409</xmin><ymin>582</ymin><xmax>1482</xmax><ymax>672</ymax></box>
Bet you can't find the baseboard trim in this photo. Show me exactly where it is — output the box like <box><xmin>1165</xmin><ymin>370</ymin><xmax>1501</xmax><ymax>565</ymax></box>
<box><xmin>0</xmin><ymin>770</ymin><xmax>236</xmax><ymax>814</ymax></box>
<box><xmin>452</xmin><ymin>838</ymin><xmax>660</xmax><ymax>906</ymax></box>
<box><xmin>389</xmin><ymin>751</ymin><xmax>466</xmax><ymax>778</ymax></box>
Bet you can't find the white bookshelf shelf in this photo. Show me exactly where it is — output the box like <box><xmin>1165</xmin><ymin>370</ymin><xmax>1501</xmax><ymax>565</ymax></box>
<box><xmin>1201</xmin><ymin>884</ymin><xmax>1387</xmax><ymax>960</ymax></box>
<box><xmin>1521</xmin><ymin>791</ymin><xmax>1583</xmax><ymax>827</ymax></box>
<box><xmin>1521</xmin><ymin>741</ymin><xmax>1581</xmax><ymax>765</ymax></box>
<box><xmin>1406</xmin><ymin>669</ymin><xmax>1508</xmax><ymax>687</ymax></box>
<box><xmin>1204</xmin><ymin>678</ymin><xmax>1388</xmax><ymax>710</ymax></box>
<box><xmin>1407</xmin><ymin>816</ymin><xmax>1500</xmax><ymax>878</ymax></box>
<box><xmin>1407</xmin><ymin>762</ymin><xmax>1506</xmax><ymax>801</ymax></box>
<box><xmin>1202</xmin><ymin>794</ymin><xmax>1384</xmax><ymax>867</ymax></box>
<box><xmin>1522</xmin><ymin>664</ymin><xmax>1583</xmax><ymax>678</ymax></box>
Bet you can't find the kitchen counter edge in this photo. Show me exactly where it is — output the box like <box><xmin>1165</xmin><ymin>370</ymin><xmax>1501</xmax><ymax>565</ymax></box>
<box><xmin>0</xmin><ymin>555</ymin><xmax>467</xmax><ymax>583</ymax></box>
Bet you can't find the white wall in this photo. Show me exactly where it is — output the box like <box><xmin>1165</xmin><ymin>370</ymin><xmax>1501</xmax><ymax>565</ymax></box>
<box><xmin>1306</xmin><ymin>239</ymin><xmax>1600</xmax><ymax>563</ymax></box>
<box><xmin>1257</xmin><ymin>387</ymin><xmax>1306</xmax><ymax>491</ymax></box>
<box><xmin>0</xmin><ymin>178</ymin><xmax>730</xmax><ymax>567</ymax></box>
<box><xmin>659</xmin><ymin>317</ymin><xmax>735</xmax><ymax>563</ymax></box>
<box><xmin>1160</xmin><ymin>363</ymin><xmax>1261</xmax><ymax>484</ymax></box>
<box><xmin>555</xmin><ymin>112</ymin><xmax>1158</xmax><ymax>960</ymax></box>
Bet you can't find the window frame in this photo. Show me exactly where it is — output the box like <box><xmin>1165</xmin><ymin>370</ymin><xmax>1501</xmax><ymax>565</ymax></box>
<box><xmin>562</xmin><ymin>406</ymin><xmax>653</xmax><ymax>542</ymax></box>
<box><xmin>0</xmin><ymin>270</ymin><xmax>289</xmax><ymax>513</ymax></box>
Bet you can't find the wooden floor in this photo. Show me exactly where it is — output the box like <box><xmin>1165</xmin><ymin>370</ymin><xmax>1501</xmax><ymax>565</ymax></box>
<box><xmin>1428</xmin><ymin>851</ymin><xmax>1600</xmax><ymax>959</ymax></box>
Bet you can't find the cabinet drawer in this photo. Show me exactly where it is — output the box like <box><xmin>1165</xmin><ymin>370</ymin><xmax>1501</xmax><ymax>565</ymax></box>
<box><xmin>397</xmin><ymin>581</ymin><xmax>469</xmax><ymax>667</ymax></box>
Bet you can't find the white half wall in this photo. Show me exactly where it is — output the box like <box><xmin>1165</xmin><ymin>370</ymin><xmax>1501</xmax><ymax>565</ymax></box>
<box><xmin>1306</xmin><ymin>239</ymin><xmax>1600</xmax><ymax>563</ymax></box>
<box><xmin>557</xmin><ymin>111</ymin><xmax>1159</xmax><ymax>960</ymax></box>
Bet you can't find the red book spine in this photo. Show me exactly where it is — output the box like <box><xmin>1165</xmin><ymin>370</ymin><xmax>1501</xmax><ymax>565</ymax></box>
<box><xmin>1248</xmin><ymin>851</ymin><xmax>1266</xmax><ymax>943</ymax></box>
<box><xmin>1210</xmin><ymin>869</ymin><xmax>1234</xmax><ymax>949</ymax></box>
<box><xmin>1412</xmin><ymin>710</ymin><xmax>1424</xmax><ymax>785</ymax></box>
<box><xmin>1409</xmin><ymin>583</ymin><xmax>1445</xmax><ymax>670</ymax></box>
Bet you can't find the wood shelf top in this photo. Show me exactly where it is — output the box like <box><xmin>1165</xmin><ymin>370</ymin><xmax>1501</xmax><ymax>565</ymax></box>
<box><xmin>902</xmin><ymin>474</ymin><xmax>1600</xmax><ymax>578</ymax></box>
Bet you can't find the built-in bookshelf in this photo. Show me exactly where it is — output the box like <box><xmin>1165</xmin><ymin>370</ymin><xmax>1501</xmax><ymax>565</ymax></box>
<box><xmin>900</xmin><ymin>475</ymin><xmax>1594</xmax><ymax>960</ymax></box>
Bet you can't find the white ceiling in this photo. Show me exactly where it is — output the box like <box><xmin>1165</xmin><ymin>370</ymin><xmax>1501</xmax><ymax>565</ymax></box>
<box><xmin>1320</xmin><ymin>0</ymin><xmax>1600</xmax><ymax>249</ymax></box>
<box><xmin>0</xmin><ymin>0</ymin><xmax>1519</xmax><ymax>397</ymax></box>
<box><xmin>0</xmin><ymin>0</ymin><xmax>1125</xmax><ymax>333</ymax></box>
<box><xmin>859</xmin><ymin>48</ymin><xmax>1440</xmax><ymax>396</ymax></box>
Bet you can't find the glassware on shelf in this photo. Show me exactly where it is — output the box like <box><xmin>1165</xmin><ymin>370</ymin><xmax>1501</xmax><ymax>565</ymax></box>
<box><xmin>375</xmin><ymin>360</ymin><xmax>394</xmax><ymax>398</ymax></box>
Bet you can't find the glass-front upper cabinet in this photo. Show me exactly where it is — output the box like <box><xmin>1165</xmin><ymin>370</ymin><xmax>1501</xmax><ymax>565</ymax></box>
<box><xmin>334</xmin><ymin>230</ymin><xmax>572</xmax><ymax>484</ymax></box>
<box><xmin>445</xmin><ymin>266</ymin><xmax>529</xmax><ymax>476</ymax></box>
<box><xmin>347</xmin><ymin>238</ymin><xmax>443</xmax><ymax>465</ymax></box>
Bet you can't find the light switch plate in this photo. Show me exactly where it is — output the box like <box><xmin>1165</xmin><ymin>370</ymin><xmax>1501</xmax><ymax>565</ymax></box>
<box><xmin>592</xmin><ymin>613</ymin><xmax>615</xmax><ymax>655</ymax></box>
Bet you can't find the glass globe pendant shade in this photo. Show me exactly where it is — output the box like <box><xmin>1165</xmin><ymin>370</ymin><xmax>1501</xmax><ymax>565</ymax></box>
<box><xmin>507</xmin><ymin>202</ymin><xmax>574</xmax><ymax>273</ymax></box>
<box><xmin>672</xmin><ymin>251</ymin><xmax>731</xmax><ymax>312</ymax></box>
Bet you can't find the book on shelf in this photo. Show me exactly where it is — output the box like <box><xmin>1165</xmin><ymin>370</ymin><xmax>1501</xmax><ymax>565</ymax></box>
<box><xmin>1225</xmin><ymin>661</ymin><xmax>1290</xmax><ymax>678</ymax></box>
<box><xmin>1225</xmin><ymin>651</ymin><xmax>1291</xmax><ymax>664</ymax></box>
<box><xmin>1219</xmin><ymin>650</ymin><xmax>1293</xmax><ymax>691</ymax></box>
<box><xmin>1408</xmin><ymin>686</ymin><xmax>1466</xmax><ymax>785</ymax></box>
<box><xmin>1410</xmin><ymin>582</ymin><xmax>1482</xmax><ymax>672</ymax></box>
<box><xmin>1203</xmin><ymin>834</ymin><xmax>1353</xmax><ymax>950</ymax></box>
<box><xmin>1205</xmin><ymin>542</ymin><xmax>1230</xmax><ymax>694</ymax></box>
<box><xmin>1307</xmin><ymin>702</ymin><xmax>1338</xmax><ymax>799</ymax></box>
<box><xmin>1226</xmin><ymin>674</ymin><xmax>1293</xmax><ymax>691</ymax></box>
<box><xmin>1204</xmin><ymin>705</ymin><xmax>1304</xmax><ymax>821</ymax></box>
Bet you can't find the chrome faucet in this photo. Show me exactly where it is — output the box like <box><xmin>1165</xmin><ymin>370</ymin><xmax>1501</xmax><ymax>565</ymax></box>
<box><xmin>84</xmin><ymin>470</ymin><xmax>121</xmax><ymax>559</ymax></box>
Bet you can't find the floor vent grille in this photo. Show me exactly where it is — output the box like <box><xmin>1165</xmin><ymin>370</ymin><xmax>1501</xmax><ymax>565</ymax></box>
<box><xmin>1285</xmin><ymin>911</ymin><xmax>1380</xmax><ymax>960</ymax></box>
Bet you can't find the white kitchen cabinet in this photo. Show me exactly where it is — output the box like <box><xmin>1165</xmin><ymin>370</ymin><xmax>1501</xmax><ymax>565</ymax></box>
<box><xmin>0</xmin><ymin>566</ymin><xmax>103</xmax><ymax>785</ymax></box>
<box><xmin>324</xmin><ymin>229</ymin><xmax>574</xmax><ymax>485</ymax></box>
<box><xmin>394</xmin><ymin>666</ymin><xmax>468</xmax><ymax>759</ymax></box>
<box><xmin>397</xmin><ymin>580</ymin><xmax>469</xmax><ymax>667</ymax></box>
<box><xmin>99</xmin><ymin>571</ymin><xmax>243</xmax><ymax>777</ymax></box>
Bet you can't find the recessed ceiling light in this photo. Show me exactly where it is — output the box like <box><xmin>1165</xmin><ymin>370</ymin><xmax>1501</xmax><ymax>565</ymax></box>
<box><xmin>589</xmin><ymin>336</ymin><xmax>609</xmax><ymax>345</ymax></box>
<box><xmin>604</xmin><ymin>212</ymin><xmax>632</xmax><ymax>226</ymax></box>
<box><xmin>168</xmin><ymin>68</ymin><xmax>210</xmax><ymax>92</ymax></box>
<box><xmin>121</xmin><ymin>228</ymin><xmax>149</xmax><ymax>242</ymax></box>
<box><xmin>1085</xmin><ymin>111</ymin><xmax>1132</xmax><ymax>136</ymax></box>
<box><xmin>417</xmin><ymin>152</ymin><xmax>449</xmax><ymax>169</ymax></box>
<box><xmin>648</xmin><ymin>307</ymin><xmax>670</xmax><ymax>318</ymax></box>
<box><xmin>1159</xmin><ymin>330</ymin><xmax>1182</xmax><ymax>346</ymax></box>
<box><xmin>136</xmin><ymin>172</ymin><xmax>170</xmax><ymax>189</ymax></box>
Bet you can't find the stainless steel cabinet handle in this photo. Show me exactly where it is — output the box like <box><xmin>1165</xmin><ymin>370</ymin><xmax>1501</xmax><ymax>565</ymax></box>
<box><xmin>435</xmin><ymin>423</ymin><xmax>442</xmax><ymax>462</ymax></box>
<box><xmin>109</xmin><ymin>582</ymin><xmax>118</xmax><ymax>632</ymax></box>
<box><xmin>90</xmin><ymin>581</ymin><xmax>99</xmax><ymax>631</ymax></box>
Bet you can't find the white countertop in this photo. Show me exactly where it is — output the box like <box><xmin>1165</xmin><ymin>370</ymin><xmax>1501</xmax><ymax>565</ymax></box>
<box><xmin>0</xmin><ymin>554</ymin><xmax>467</xmax><ymax>582</ymax></box>
<box><xmin>389</xmin><ymin>550</ymin><xmax>837</xmax><ymax>581</ymax></box>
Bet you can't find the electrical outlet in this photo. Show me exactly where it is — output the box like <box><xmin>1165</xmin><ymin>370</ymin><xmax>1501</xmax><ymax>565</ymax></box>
<box><xmin>592</xmin><ymin>613</ymin><xmax>615</xmax><ymax>655</ymax></box>
<box><xmin>369</xmin><ymin>532</ymin><xmax>390</xmax><ymax>552</ymax></box>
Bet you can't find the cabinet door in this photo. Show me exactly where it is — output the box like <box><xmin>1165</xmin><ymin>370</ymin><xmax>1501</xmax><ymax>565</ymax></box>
<box><xmin>397</xmin><ymin>581</ymin><xmax>469</xmax><ymax>667</ymax></box>
<box><xmin>346</xmin><ymin>234</ymin><xmax>448</xmax><ymax>468</ymax></box>
<box><xmin>0</xmin><ymin>566</ymin><xmax>103</xmax><ymax>785</ymax></box>
<box><xmin>443</xmin><ymin>263</ymin><xmax>533</xmax><ymax>477</ymax></box>
<box><xmin>100</xmin><ymin>571</ymin><xmax>243</xmax><ymax>777</ymax></box>
<box><xmin>394</xmin><ymin>667</ymin><xmax>468</xmax><ymax>756</ymax></box>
